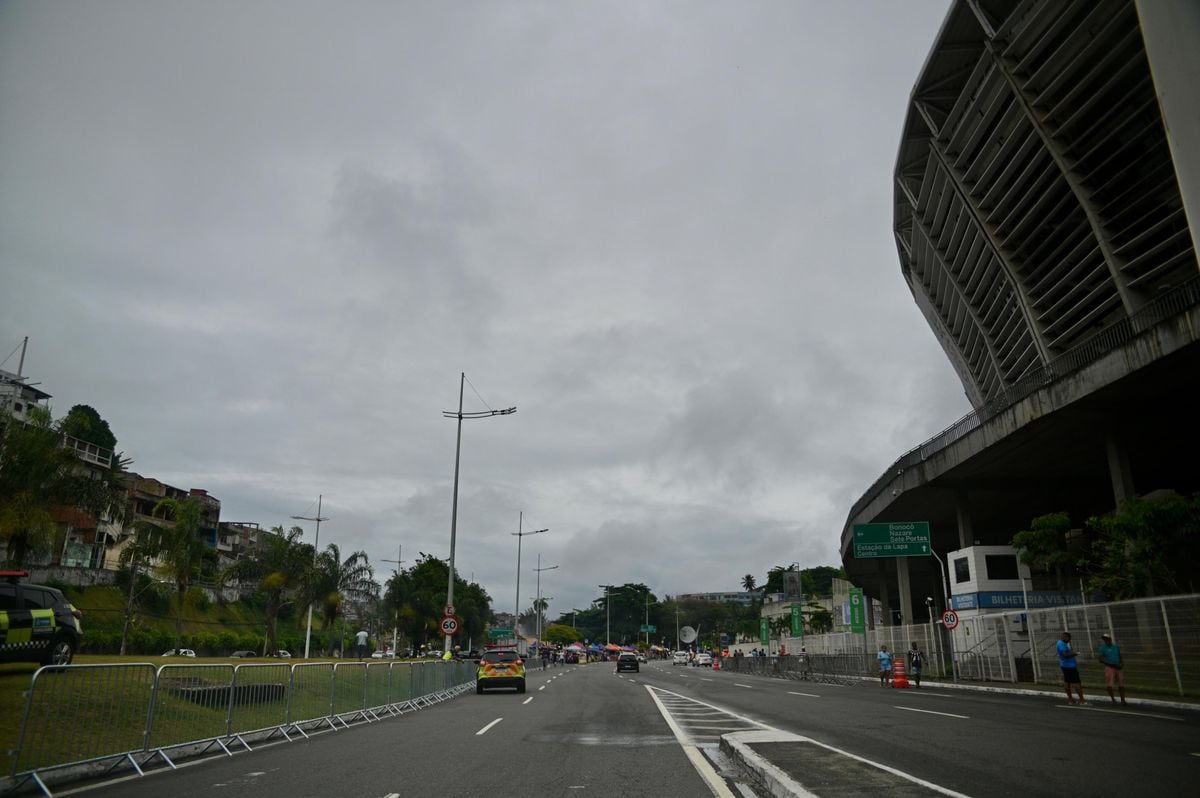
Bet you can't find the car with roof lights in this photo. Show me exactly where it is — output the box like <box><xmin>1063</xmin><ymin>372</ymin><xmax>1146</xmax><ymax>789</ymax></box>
<box><xmin>0</xmin><ymin>571</ymin><xmax>83</xmax><ymax>666</ymax></box>
<box><xmin>476</xmin><ymin>649</ymin><xmax>526</xmax><ymax>693</ymax></box>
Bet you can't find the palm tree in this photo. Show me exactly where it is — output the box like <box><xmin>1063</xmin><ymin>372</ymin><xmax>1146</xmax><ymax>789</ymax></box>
<box><xmin>741</xmin><ymin>574</ymin><xmax>757</xmax><ymax>592</ymax></box>
<box><xmin>221</xmin><ymin>525</ymin><xmax>308</xmax><ymax>655</ymax></box>
<box><xmin>308</xmin><ymin>543</ymin><xmax>378</xmax><ymax>654</ymax></box>
<box><xmin>149</xmin><ymin>496</ymin><xmax>209</xmax><ymax>652</ymax></box>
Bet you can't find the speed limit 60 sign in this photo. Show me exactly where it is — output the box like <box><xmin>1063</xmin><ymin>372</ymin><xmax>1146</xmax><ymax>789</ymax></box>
<box><xmin>941</xmin><ymin>609</ymin><xmax>959</xmax><ymax>629</ymax></box>
<box><xmin>440</xmin><ymin>615</ymin><xmax>460</xmax><ymax>635</ymax></box>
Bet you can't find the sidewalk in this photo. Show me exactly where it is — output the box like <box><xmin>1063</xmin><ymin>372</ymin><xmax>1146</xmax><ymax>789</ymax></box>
<box><xmin>718</xmin><ymin>675</ymin><xmax>1199</xmax><ymax>797</ymax></box>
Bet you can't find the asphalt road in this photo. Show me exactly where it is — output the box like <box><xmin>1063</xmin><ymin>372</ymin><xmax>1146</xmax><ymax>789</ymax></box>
<box><xmin>62</xmin><ymin>660</ymin><xmax>1198</xmax><ymax>797</ymax></box>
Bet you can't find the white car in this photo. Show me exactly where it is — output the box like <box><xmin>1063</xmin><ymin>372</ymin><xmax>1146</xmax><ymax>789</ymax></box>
<box><xmin>370</xmin><ymin>650</ymin><xmax>396</xmax><ymax>659</ymax></box>
<box><xmin>672</xmin><ymin>651</ymin><xmax>689</xmax><ymax>666</ymax></box>
<box><xmin>693</xmin><ymin>652</ymin><xmax>713</xmax><ymax>667</ymax></box>
<box><xmin>162</xmin><ymin>648</ymin><xmax>196</xmax><ymax>658</ymax></box>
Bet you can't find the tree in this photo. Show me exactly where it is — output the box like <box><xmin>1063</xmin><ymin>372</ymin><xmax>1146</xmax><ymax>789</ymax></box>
<box><xmin>149</xmin><ymin>496</ymin><xmax>210</xmax><ymax>651</ymax></box>
<box><xmin>0</xmin><ymin>406</ymin><xmax>76</xmax><ymax>566</ymax></box>
<box><xmin>1086</xmin><ymin>492</ymin><xmax>1200</xmax><ymax>600</ymax></box>
<box><xmin>309</xmin><ymin>543</ymin><xmax>378</xmax><ymax>654</ymax></box>
<box><xmin>741</xmin><ymin>574</ymin><xmax>757</xmax><ymax>592</ymax></box>
<box><xmin>220</xmin><ymin>525</ymin><xmax>309</xmax><ymax>655</ymax></box>
<box><xmin>804</xmin><ymin>601</ymin><xmax>833</xmax><ymax>634</ymax></box>
<box><xmin>58</xmin><ymin>404</ymin><xmax>117</xmax><ymax>452</ymax></box>
<box><xmin>1011</xmin><ymin>511</ymin><xmax>1077</xmax><ymax>589</ymax></box>
<box><xmin>543</xmin><ymin>623</ymin><xmax>581</xmax><ymax>645</ymax></box>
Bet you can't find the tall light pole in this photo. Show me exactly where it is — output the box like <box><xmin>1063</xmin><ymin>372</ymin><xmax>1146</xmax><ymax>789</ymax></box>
<box><xmin>533</xmin><ymin>554</ymin><xmax>558</xmax><ymax>644</ymax></box>
<box><xmin>443</xmin><ymin>372</ymin><xmax>515</xmax><ymax>654</ymax></box>
<box><xmin>511</xmin><ymin>512</ymin><xmax>547</xmax><ymax>651</ymax></box>
<box><xmin>382</xmin><ymin>544</ymin><xmax>405</xmax><ymax>656</ymax></box>
<box><xmin>599</xmin><ymin>585</ymin><xmax>611</xmax><ymax>645</ymax></box>
<box><xmin>292</xmin><ymin>495</ymin><xmax>328</xmax><ymax>660</ymax></box>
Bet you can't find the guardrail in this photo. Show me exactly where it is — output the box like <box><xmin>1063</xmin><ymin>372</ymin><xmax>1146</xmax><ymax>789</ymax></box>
<box><xmin>6</xmin><ymin>659</ymin><xmax>478</xmax><ymax>797</ymax></box>
<box><xmin>722</xmin><ymin>653</ymin><xmax>862</xmax><ymax>685</ymax></box>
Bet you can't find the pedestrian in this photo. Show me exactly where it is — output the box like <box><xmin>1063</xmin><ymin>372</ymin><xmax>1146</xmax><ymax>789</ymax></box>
<box><xmin>1097</xmin><ymin>632</ymin><xmax>1126</xmax><ymax>705</ymax></box>
<box><xmin>1056</xmin><ymin>631</ymin><xmax>1086</xmax><ymax>704</ymax></box>
<box><xmin>877</xmin><ymin>645</ymin><xmax>892</xmax><ymax>686</ymax></box>
<box><xmin>355</xmin><ymin>629</ymin><xmax>369</xmax><ymax>660</ymax></box>
<box><xmin>907</xmin><ymin>642</ymin><xmax>925</xmax><ymax>688</ymax></box>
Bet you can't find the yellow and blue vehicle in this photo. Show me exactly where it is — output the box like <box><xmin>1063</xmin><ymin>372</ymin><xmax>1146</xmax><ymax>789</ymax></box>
<box><xmin>0</xmin><ymin>571</ymin><xmax>82</xmax><ymax>666</ymax></box>
<box><xmin>476</xmin><ymin>648</ymin><xmax>526</xmax><ymax>694</ymax></box>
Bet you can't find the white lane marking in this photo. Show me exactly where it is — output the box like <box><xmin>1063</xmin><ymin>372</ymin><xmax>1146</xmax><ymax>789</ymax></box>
<box><xmin>895</xmin><ymin>706</ymin><xmax>969</xmax><ymax>720</ymax></box>
<box><xmin>476</xmin><ymin>718</ymin><xmax>503</xmax><ymax>736</ymax></box>
<box><xmin>522</xmin><ymin>697</ymin><xmax>533</xmax><ymax>705</ymax></box>
<box><xmin>1054</xmin><ymin>705</ymin><xmax>1184</xmax><ymax>721</ymax></box>
<box><xmin>700</xmin><ymin>678</ymin><xmax>714</xmax><ymax>682</ymax></box>
<box><xmin>539</xmin><ymin>685</ymin><xmax>547</xmax><ymax>691</ymax></box>
<box><xmin>733</xmin><ymin>683</ymin><xmax>753</xmax><ymax>689</ymax></box>
<box><xmin>787</xmin><ymin>691</ymin><xmax>820</xmax><ymax>698</ymax></box>
<box><xmin>645</xmin><ymin>688</ymin><xmax>739</xmax><ymax>798</ymax></box>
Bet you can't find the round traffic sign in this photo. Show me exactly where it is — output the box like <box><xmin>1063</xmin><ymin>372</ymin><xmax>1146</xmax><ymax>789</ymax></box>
<box><xmin>440</xmin><ymin>615</ymin><xmax>459</xmax><ymax>635</ymax></box>
<box><xmin>941</xmin><ymin>610</ymin><xmax>959</xmax><ymax>629</ymax></box>
<box><xmin>444</xmin><ymin>603</ymin><xmax>456</xmax><ymax>617</ymax></box>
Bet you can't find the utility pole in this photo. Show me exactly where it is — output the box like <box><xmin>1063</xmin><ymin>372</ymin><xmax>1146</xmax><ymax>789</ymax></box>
<box><xmin>443</xmin><ymin>372</ymin><xmax>515</xmax><ymax>654</ymax></box>
<box><xmin>511</xmin><ymin>512</ymin><xmax>547</xmax><ymax>652</ymax></box>
<box><xmin>533</xmin><ymin>554</ymin><xmax>558</xmax><ymax>645</ymax></box>
<box><xmin>382</xmin><ymin>544</ymin><xmax>405</xmax><ymax>656</ymax></box>
<box><xmin>292</xmin><ymin>495</ymin><xmax>328</xmax><ymax>659</ymax></box>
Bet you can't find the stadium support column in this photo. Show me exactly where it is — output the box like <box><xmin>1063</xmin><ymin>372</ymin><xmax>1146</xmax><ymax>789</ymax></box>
<box><xmin>955</xmin><ymin>491</ymin><xmax>974</xmax><ymax>549</ymax></box>
<box><xmin>896</xmin><ymin>558</ymin><xmax>913</xmax><ymax>627</ymax></box>
<box><xmin>1106</xmin><ymin>426</ymin><xmax>1136</xmax><ymax>505</ymax></box>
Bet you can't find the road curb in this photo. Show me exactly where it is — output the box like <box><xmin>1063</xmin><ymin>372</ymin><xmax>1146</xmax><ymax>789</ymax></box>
<box><xmin>720</xmin><ymin>731</ymin><xmax>816</xmax><ymax>798</ymax></box>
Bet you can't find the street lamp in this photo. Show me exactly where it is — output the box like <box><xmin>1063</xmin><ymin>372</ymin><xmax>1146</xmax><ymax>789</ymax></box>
<box><xmin>292</xmin><ymin>494</ymin><xmax>329</xmax><ymax>660</ymax></box>
<box><xmin>443</xmin><ymin>372</ymin><xmax>515</xmax><ymax>654</ymax></box>
<box><xmin>599</xmin><ymin>585</ymin><xmax>611</xmax><ymax>645</ymax></box>
<box><xmin>511</xmin><ymin>512</ymin><xmax>547</xmax><ymax>649</ymax></box>
<box><xmin>382</xmin><ymin>544</ymin><xmax>405</xmax><ymax>656</ymax></box>
<box><xmin>533</xmin><ymin>554</ymin><xmax>558</xmax><ymax>644</ymax></box>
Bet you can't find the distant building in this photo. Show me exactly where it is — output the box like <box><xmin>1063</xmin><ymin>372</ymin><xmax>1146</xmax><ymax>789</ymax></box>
<box><xmin>675</xmin><ymin>591</ymin><xmax>760</xmax><ymax>607</ymax></box>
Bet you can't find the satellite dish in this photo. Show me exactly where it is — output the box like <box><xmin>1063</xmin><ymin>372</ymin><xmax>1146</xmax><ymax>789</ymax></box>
<box><xmin>680</xmin><ymin>626</ymin><xmax>697</xmax><ymax>644</ymax></box>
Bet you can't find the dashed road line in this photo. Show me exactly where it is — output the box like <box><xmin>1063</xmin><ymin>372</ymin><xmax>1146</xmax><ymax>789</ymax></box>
<box><xmin>476</xmin><ymin>718</ymin><xmax>503</xmax><ymax>736</ymax></box>
<box><xmin>522</xmin><ymin>697</ymin><xmax>533</xmax><ymax>705</ymax></box>
<box><xmin>1055</xmin><ymin>705</ymin><xmax>1184</xmax><ymax>721</ymax></box>
<box><xmin>787</xmin><ymin>691</ymin><xmax>820</xmax><ymax>698</ymax></box>
<box><xmin>895</xmin><ymin>706</ymin><xmax>969</xmax><ymax>719</ymax></box>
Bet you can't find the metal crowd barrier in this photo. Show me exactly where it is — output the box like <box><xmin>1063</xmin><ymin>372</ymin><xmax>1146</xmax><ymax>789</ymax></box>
<box><xmin>6</xmin><ymin>659</ymin><xmax>477</xmax><ymax>797</ymax></box>
<box><xmin>722</xmin><ymin>653</ymin><xmax>861</xmax><ymax>685</ymax></box>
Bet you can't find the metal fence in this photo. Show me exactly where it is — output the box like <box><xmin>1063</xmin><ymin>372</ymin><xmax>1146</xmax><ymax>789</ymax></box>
<box><xmin>731</xmin><ymin>595</ymin><xmax>1200</xmax><ymax>700</ymax></box>
<box><xmin>7</xmin><ymin>658</ymin><xmax>479</xmax><ymax>795</ymax></box>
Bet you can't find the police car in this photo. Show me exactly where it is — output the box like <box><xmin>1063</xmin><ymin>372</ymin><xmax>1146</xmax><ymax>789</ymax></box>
<box><xmin>475</xmin><ymin>648</ymin><xmax>526</xmax><ymax>694</ymax></box>
<box><xmin>0</xmin><ymin>571</ymin><xmax>83</xmax><ymax>666</ymax></box>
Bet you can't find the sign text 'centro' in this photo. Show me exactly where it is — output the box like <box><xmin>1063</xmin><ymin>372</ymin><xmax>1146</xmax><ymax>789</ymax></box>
<box><xmin>852</xmin><ymin>521</ymin><xmax>931</xmax><ymax>558</ymax></box>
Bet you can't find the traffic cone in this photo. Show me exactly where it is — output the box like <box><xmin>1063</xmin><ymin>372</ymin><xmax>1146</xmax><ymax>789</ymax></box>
<box><xmin>713</xmin><ymin>655</ymin><xmax>721</xmax><ymax>671</ymax></box>
<box><xmin>891</xmin><ymin>657</ymin><xmax>910</xmax><ymax>688</ymax></box>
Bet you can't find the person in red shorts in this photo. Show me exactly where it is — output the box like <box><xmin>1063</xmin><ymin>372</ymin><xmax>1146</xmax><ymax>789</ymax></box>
<box><xmin>1097</xmin><ymin>632</ymin><xmax>1126</xmax><ymax>705</ymax></box>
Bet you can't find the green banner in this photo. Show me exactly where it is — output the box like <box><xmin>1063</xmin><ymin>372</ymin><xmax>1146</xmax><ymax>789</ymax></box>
<box><xmin>759</xmin><ymin>617</ymin><xmax>769</xmax><ymax>646</ymax></box>
<box><xmin>790</xmin><ymin>604</ymin><xmax>804</xmax><ymax>637</ymax></box>
<box><xmin>849</xmin><ymin>587</ymin><xmax>866</xmax><ymax>634</ymax></box>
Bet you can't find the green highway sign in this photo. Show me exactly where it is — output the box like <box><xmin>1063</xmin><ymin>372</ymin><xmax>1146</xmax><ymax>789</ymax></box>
<box><xmin>852</xmin><ymin>521</ymin><xmax>931</xmax><ymax>558</ymax></box>
<box><xmin>639</xmin><ymin>624</ymin><xmax>657</xmax><ymax>633</ymax></box>
<box><xmin>488</xmin><ymin>628</ymin><xmax>513</xmax><ymax>639</ymax></box>
<box><xmin>849</xmin><ymin>587</ymin><xmax>866</xmax><ymax>634</ymax></box>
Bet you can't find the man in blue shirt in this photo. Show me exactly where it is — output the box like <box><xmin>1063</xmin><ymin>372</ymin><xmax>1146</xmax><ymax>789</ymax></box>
<box><xmin>1056</xmin><ymin>631</ymin><xmax>1086</xmax><ymax>704</ymax></box>
<box><xmin>1097</xmin><ymin>633</ymin><xmax>1126</xmax><ymax>705</ymax></box>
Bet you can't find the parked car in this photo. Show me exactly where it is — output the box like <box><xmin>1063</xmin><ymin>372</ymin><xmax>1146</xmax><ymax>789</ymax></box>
<box><xmin>616</xmin><ymin>652</ymin><xmax>639</xmax><ymax>673</ymax></box>
<box><xmin>230</xmin><ymin>650</ymin><xmax>257</xmax><ymax>658</ymax></box>
<box><xmin>162</xmin><ymin>648</ymin><xmax>196</xmax><ymax>657</ymax></box>
<box><xmin>0</xmin><ymin>570</ymin><xmax>83</xmax><ymax>666</ymax></box>
<box><xmin>476</xmin><ymin>649</ymin><xmax>526</xmax><ymax>693</ymax></box>
<box><xmin>268</xmin><ymin>650</ymin><xmax>291</xmax><ymax>659</ymax></box>
<box><xmin>672</xmin><ymin>650</ymin><xmax>689</xmax><ymax>666</ymax></box>
<box><xmin>693</xmin><ymin>652</ymin><xmax>713</xmax><ymax>667</ymax></box>
<box><xmin>636</xmin><ymin>652</ymin><xmax>647</xmax><ymax>663</ymax></box>
<box><xmin>370</xmin><ymin>650</ymin><xmax>396</xmax><ymax>659</ymax></box>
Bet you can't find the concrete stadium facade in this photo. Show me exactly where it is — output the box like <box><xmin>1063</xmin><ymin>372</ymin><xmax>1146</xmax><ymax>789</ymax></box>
<box><xmin>841</xmin><ymin>0</ymin><xmax>1200</xmax><ymax>624</ymax></box>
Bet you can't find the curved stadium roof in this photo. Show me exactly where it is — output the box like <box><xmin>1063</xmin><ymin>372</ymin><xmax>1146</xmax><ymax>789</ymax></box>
<box><xmin>894</xmin><ymin>0</ymin><xmax>1197</xmax><ymax>410</ymax></box>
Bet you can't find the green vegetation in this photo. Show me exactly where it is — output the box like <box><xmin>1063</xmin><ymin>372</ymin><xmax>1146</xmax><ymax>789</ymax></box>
<box><xmin>1012</xmin><ymin>493</ymin><xmax>1200</xmax><ymax>599</ymax></box>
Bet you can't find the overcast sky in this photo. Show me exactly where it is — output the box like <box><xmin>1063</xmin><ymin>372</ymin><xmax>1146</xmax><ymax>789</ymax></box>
<box><xmin>0</xmin><ymin>0</ymin><xmax>968</xmax><ymax>627</ymax></box>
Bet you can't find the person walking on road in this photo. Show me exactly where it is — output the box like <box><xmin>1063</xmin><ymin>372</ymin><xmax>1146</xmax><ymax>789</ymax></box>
<box><xmin>355</xmin><ymin>629</ymin><xmax>369</xmax><ymax>660</ymax></box>
<box><xmin>1056</xmin><ymin>631</ymin><xmax>1086</xmax><ymax>704</ymax></box>
<box><xmin>1097</xmin><ymin>633</ymin><xmax>1126</xmax><ymax>705</ymax></box>
<box><xmin>907</xmin><ymin>642</ymin><xmax>925</xmax><ymax>688</ymax></box>
<box><xmin>877</xmin><ymin>645</ymin><xmax>893</xmax><ymax>687</ymax></box>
